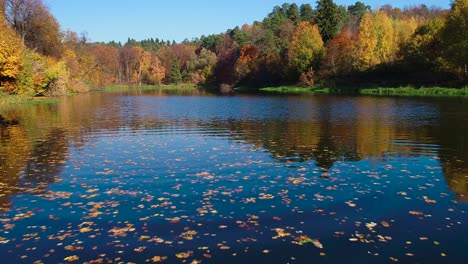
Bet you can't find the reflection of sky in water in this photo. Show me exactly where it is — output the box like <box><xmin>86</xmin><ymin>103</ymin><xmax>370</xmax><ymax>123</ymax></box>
<box><xmin>118</xmin><ymin>95</ymin><xmax>441</xmax><ymax>125</ymax></box>
<box><xmin>0</xmin><ymin>91</ymin><xmax>467</xmax><ymax>263</ymax></box>
<box><xmin>5</xmin><ymin>131</ymin><xmax>466</xmax><ymax>263</ymax></box>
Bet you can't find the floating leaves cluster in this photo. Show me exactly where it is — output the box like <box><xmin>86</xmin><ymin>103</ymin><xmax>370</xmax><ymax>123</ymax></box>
<box><xmin>0</xmin><ymin>123</ymin><xmax>466</xmax><ymax>263</ymax></box>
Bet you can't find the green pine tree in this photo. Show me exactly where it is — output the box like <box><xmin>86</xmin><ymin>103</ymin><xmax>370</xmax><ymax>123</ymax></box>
<box><xmin>170</xmin><ymin>59</ymin><xmax>183</xmax><ymax>84</ymax></box>
<box><xmin>316</xmin><ymin>0</ymin><xmax>339</xmax><ymax>42</ymax></box>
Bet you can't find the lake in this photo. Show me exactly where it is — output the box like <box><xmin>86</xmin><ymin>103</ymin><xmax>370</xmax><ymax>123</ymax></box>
<box><xmin>0</xmin><ymin>89</ymin><xmax>467</xmax><ymax>263</ymax></box>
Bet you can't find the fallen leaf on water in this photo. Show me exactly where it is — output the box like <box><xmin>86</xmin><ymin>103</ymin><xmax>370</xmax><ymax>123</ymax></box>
<box><xmin>409</xmin><ymin>211</ymin><xmax>423</xmax><ymax>215</ymax></box>
<box><xmin>175</xmin><ymin>252</ymin><xmax>193</xmax><ymax>259</ymax></box>
<box><xmin>151</xmin><ymin>256</ymin><xmax>167</xmax><ymax>263</ymax></box>
<box><xmin>64</xmin><ymin>255</ymin><xmax>79</xmax><ymax>262</ymax></box>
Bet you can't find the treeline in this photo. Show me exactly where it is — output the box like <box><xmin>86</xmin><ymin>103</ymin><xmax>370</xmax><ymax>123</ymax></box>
<box><xmin>1</xmin><ymin>0</ymin><xmax>467</xmax><ymax>97</ymax></box>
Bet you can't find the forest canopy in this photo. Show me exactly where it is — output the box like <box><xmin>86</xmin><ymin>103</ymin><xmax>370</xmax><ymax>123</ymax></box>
<box><xmin>1</xmin><ymin>0</ymin><xmax>467</xmax><ymax>97</ymax></box>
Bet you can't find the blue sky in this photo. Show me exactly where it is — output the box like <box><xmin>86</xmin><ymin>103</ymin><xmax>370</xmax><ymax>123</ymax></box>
<box><xmin>45</xmin><ymin>0</ymin><xmax>451</xmax><ymax>43</ymax></box>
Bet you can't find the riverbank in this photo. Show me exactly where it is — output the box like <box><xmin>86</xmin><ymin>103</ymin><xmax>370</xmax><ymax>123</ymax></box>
<box><xmin>257</xmin><ymin>86</ymin><xmax>331</xmax><ymax>94</ymax></box>
<box><xmin>358</xmin><ymin>87</ymin><xmax>468</xmax><ymax>97</ymax></box>
<box><xmin>0</xmin><ymin>93</ymin><xmax>61</xmax><ymax>108</ymax></box>
<box><xmin>3</xmin><ymin>85</ymin><xmax>468</xmax><ymax>108</ymax></box>
<box><xmin>101</xmin><ymin>84</ymin><xmax>198</xmax><ymax>92</ymax></box>
<box><xmin>254</xmin><ymin>85</ymin><xmax>468</xmax><ymax>97</ymax></box>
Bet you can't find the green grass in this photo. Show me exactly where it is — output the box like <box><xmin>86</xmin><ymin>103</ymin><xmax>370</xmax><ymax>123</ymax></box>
<box><xmin>1</xmin><ymin>93</ymin><xmax>61</xmax><ymax>107</ymax></box>
<box><xmin>102</xmin><ymin>84</ymin><xmax>197</xmax><ymax>92</ymax></box>
<box><xmin>22</xmin><ymin>98</ymin><xmax>61</xmax><ymax>105</ymax></box>
<box><xmin>0</xmin><ymin>93</ymin><xmax>32</xmax><ymax>106</ymax></box>
<box><xmin>359</xmin><ymin>87</ymin><xmax>468</xmax><ymax>97</ymax></box>
<box><xmin>255</xmin><ymin>85</ymin><xmax>468</xmax><ymax>97</ymax></box>
<box><xmin>259</xmin><ymin>86</ymin><xmax>330</xmax><ymax>94</ymax></box>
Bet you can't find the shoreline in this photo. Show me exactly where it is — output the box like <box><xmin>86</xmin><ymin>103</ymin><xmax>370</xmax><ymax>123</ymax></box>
<box><xmin>2</xmin><ymin>85</ymin><xmax>468</xmax><ymax>108</ymax></box>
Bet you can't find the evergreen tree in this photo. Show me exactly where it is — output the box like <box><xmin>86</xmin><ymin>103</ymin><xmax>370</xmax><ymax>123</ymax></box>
<box><xmin>170</xmin><ymin>58</ymin><xmax>183</xmax><ymax>84</ymax></box>
<box><xmin>316</xmin><ymin>0</ymin><xmax>339</xmax><ymax>42</ymax></box>
<box><xmin>287</xmin><ymin>3</ymin><xmax>301</xmax><ymax>24</ymax></box>
<box><xmin>300</xmin><ymin>4</ymin><xmax>316</xmax><ymax>24</ymax></box>
<box><xmin>347</xmin><ymin>1</ymin><xmax>371</xmax><ymax>21</ymax></box>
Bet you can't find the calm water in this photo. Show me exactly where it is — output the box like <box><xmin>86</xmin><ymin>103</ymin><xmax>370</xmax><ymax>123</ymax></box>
<box><xmin>0</xmin><ymin>89</ymin><xmax>467</xmax><ymax>264</ymax></box>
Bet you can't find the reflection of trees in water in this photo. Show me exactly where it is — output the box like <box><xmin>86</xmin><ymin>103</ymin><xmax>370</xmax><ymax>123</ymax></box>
<box><xmin>19</xmin><ymin>129</ymin><xmax>68</xmax><ymax>187</ymax></box>
<box><xmin>0</xmin><ymin>116</ymin><xmax>30</xmax><ymax>210</ymax></box>
<box><xmin>0</xmin><ymin>92</ymin><xmax>467</xmax><ymax>208</ymax></box>
<box><xmin>435</xmin><ymin>104</ymin><xmax>468</xmax><ymax>202</ymax></box>
<box><xmin>0</xmin><ymin>116</ymin><xmax>69</xmax><ymax>210</ymax></box>
<box><xmin>210</xmin><ymin>100</ymin><xmax>467</xmax><ymax>201</ymax></box>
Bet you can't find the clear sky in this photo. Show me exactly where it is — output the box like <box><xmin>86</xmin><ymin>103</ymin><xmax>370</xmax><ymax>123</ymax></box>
<box><xmin>45</xmin><ymin>0</ymin><xmax>452</xmax><ymax>44</ymax></box>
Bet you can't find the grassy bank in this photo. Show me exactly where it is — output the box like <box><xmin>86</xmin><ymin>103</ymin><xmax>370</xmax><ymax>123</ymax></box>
<box><xmin>258</xmin><ymin>86</ymin><xmax>331</xmax><ymax>94</ymax></box>
<box><xmin>248</xmin><ymin>85</ymin><xmax>468</xmax><ymax>97</ymax></box>
<box><xmin>358</xmin><ymin>87</ymin><xmax>468</xmax><ymax>97</ymax></box>
<box><xmin>102</xmin><ymin>84</ymin><xmax>197</xmax><ymax>92</ymax></box>
<box><xmin>1</xmin><ymin>92</ymin><xmax>61</xmax><ymax>107</ymax></box>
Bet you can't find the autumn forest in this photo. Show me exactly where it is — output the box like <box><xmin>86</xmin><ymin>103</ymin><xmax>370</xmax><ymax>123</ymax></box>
<box><xmin>0</xmin><ymin>0</ymin><xmax>467</xmax><ymax>98</ymax></box>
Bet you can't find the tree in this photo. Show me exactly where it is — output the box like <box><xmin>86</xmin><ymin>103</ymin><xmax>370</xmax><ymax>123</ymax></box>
<box><xmin>235</xmin><ymin>44</ymin><xmax>259</xmax><ymax>83</ymax></box>
<box><xmin>134</xmin><ymin>47</ymin><xmax>151</xmax><ymax>85</ymax></box>
<box><xmin>147</xmin><ymin>55</ymin><xmax>165</xmax><ymax>85</ymax></box>
<box><xmin>156</xmin><ymin>44</ymin><xmax>196</xmax><ymax>81</ymax></box>
<box><xmin>214</xmin><ymin>34</ymin><xmax>239</xmax><ymax>86</ymax></box>
<box><xmin>4</xmin><ymin>0</ymin><xmax>62</xmax><ymax>57</ymax></box>
<box><xmin>0</xmin><ymin>4</ymin><xmax>24</xmax><ymax>93</ymax></box>
<box><xmin>393</xmin><ymin>17</ymin><xmax>418</xmax><ymax>52</ymax></box>
<box><xmin>187</xmin><ymin>48</ymin><xmax>216</xmax><ymax>85</ymax></box>
<box><xmin>316</xmin><ymin>0</ymin><xmax>339</xmax><ymax>42</ymax></box>
<box><xmin>347</xmin><ymin>1</ymin><xmax>370</xmax><ymax>21</ymax></box>
<box><xmin>88</xmin><ymin>44</ymin><xmax>119</xmax><ymax>87</ymax></box>
<box><xmin>200</xmin><ymin>34</ymin><xmax>222</xmax><ymax>53</ymax></box>
<box><xmin>170</xmin><ymin>58</ymin><xmax>182</xmax><ymax>84</ymax></box>
<box><xmin>321</xmin><ymin>28</ymin><xmax>354</xmax><ymax>77</ymax></box>
<box><xmin>353</xmin><ymin>11</ymin><xmax>378</xmax><ymax>70</ymax></box>
<box><xmin>119</xmin><ymin>45</ymin><xmax>139</xmax><ymax>83</ymax></box>
<box><xmin>229</xmin><ymin>26</ymin><xmax>251</xmax><ymax>47</ymax></box>
<box><xmin>373</xmin><ymin>10</ymin><xmax>395</xmax><ymax>63</ymax></box>
<box><xmin>288</xmin><ymin>22</ymin><xmax>325</xmax><ymax>75</ymax></box>
<box><xmin>300</xmin><ymin>4</ymin><xmax>315</xmax><ymax>24</ymax></box>
<box><xmin>402</xmin><ymin>18</ymin><xmax>446</xmax><ymax>71</ymax></box>
<box><xmin>263</xmin><ymin>5</ymin><xmax>290</xmax><ymax>33</ymax></box>
<box><xmin>440</xmin><ymin>0</ymin><xmax>468</xmax><ymax>80</ymax></box>
<box><xmin>287</xmin><ymin>3</ymin><xmax>300</xmax><ymax>24</ymax></box>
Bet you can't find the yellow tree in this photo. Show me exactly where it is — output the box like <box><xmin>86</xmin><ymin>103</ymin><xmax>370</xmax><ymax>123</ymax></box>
<box><xmin>373</xmin><ymin>10</ymin><xmax>395</xmax><ymax>64</ymax></box>
<box><xmin>440</xmin><ymin>0</ymin><xmax>468</xmax><ymax>80</ymax></box>
<box><xmin>0</xmin><ymin>5</ymin><xmax>23</xmax><ymax>93</ymax></box>
<box><xmin>353</xmin><ymin>11</ymin><xmax>378</xmax><ymax>70</ymax></box>
<box><xmin>288</xmin><ymin>21</ymin><xmax>325</xmax><ymax>74</ymax></box>
<box><xmin>148</xmin><ymin>56</ymin><xmax>165</xmax><ymax>85</ymax></box>
<box><xmin>132</xmin><ymin>47</ymin><xmax>151</xmax><ymax>85</ymax></box>
<box><xmin>393</xmin><ymin>17</ymin><xmax>418</xmax><ymax>59</ymax></box>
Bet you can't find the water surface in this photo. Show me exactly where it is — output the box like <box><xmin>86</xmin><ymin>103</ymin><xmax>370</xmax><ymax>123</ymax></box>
<box><xmin>1</xmin><ymin>89</ymin><xmax>467</xmax><ymax>263</ymax></box>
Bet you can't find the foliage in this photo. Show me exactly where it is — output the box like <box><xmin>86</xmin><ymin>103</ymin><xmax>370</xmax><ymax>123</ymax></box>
<box><xmin>353</xmin><ymin>11</ymin><xmax>378</xmax><ymax>70</ymax></box>
<box><xmin>300</xmin><ymin>4</ymin><xmax>315</xmax><ymax>23</ymax></box>
<box><xmin>288</xmin><ymin>22</ymin><xmax>325</xmax><ymax>75</ymax></box>
<box><xmin>315</xmin><ymin>0</ymin><xmax>340</xmax><ymax>42</ymax></box>
<box><xmin>440</xmin><ymin>0</ymin><xmax>468</xmax><ymax>80</ymax></box>
<box><xmin>170</xmin><ymin>58</ymin><xmax>183</xmax><ymax>84</ymax></box>
<box><xmin>347</xmin><ymin>1</ymin><xmax>370</xmax><ymax>21</ymax></box>
<box><xmin>321</xmin><ymin>28</ymin><xmax>354</xmax><ymax>77</ymax></box>
<box><xmin>0</xmin><ymin>11</ymin><xmax>24</xmax><ymax>93</ymax></box>
<box><xmin>4</xmin><ymin>0</ymin><xmax>62</xmax><ymax>57</ymax></box>
<box><xmin>402</xmin><ymin>18</ymin><xmax>446</xmax><ymax>71</ymax></box>
<box><xmin>187</xmin><ymin>48</ymin><xmax>216</xmax><ymax>85</ymax></box>
<box><xmin>1</xmin><ymin>0</ymin><xmax>465</xmax><ymax>97</ymax></box>
<box><xmin>145</xmin><ymin>56</ymin><xmax>166</xmax><ymax>85</ymax></box>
